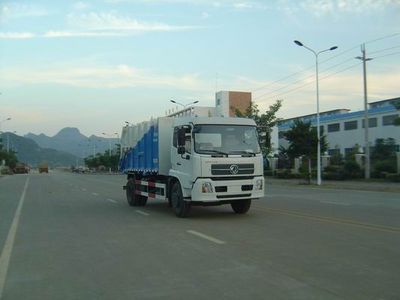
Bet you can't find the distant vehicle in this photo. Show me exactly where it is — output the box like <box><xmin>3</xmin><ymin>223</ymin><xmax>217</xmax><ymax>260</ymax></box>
<box><xmin>71</xmin><ymin>166</ymin><xmax>88</xmax><ymax>173</ymax></box>
<box><xmin>119</xmin><ymin>106</ymin><xmax>264</xmax><ymax>218</ymax></box>
<box><xmin>38</xmin><ymin>162</ymin><xmax>49</xmax><ymax>173</ymax></box>
<box><xmin>14</xmin><ymin>163</ymin><xmax>30</xmax><ymax>174</ymax></box>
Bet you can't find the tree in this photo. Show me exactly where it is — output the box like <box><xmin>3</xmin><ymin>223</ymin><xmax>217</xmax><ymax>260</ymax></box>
<box><xmin>283</xmin><ymin>120</ymin><xmax>328</xmax><ymax>183</ymax></box>
<box><xmin>370</xmin><ymin>138</ymin><xmax>397</xmax><ymax>177</ymax></box>
<box><xmin>84</xmin><ymin>149</ymin><xmax>120</xmax><ymax>171</ymax></box>
<box><xmin>235</xmin><ymin>99</ymin><xmax>282</xmax><ymax>157</ymax></box>
<box><xmin>371</xmin><ymin>138</ymin><xmax>397</xmax><ymax>161</ymax></box>
<box><xmin>0</xmin><ymin>149</ymin><xmax>18</xmax><ymax>169</ymax></box>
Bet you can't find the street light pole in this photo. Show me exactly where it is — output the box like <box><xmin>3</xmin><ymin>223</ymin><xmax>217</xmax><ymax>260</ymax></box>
<box><xmin>294</xmin><ymin>40</ymin><xmax>338</xmax><ymax>185</ymax></box>
<box><xmin>356</xmin><ymin>44</ymin><xmax>372</xmax><ymax>180</ymax></box>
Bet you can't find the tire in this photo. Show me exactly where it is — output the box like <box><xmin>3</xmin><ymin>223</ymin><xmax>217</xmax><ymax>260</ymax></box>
<box><xmin>171</xmin><ymin>182</ymin><xmax>191</xmax><ymax>218</ymax></box>
<box><xmin>231</xmin><ymin>199</ymin><xmax>251</xmax><ymax>214</ymax></box>
<box><xmin>126</xmin><ymin>178</ymin><xmax>140</xmax><ymax>206</ymax></box>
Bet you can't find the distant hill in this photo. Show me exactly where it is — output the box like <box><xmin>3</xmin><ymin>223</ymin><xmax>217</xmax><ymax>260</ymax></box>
<box><xmin>1</xmin><ymin>132</ymin><xmax>79</xmax><ymax>167</ymax></box>
<box><xmin>25</xmin><ymin>127</ymin><xmax>119</xmax><ymax>158</ymax></box>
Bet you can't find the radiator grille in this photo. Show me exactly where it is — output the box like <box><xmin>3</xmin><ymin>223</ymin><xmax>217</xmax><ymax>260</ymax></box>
<box><xmin>211</xmin><ymin>164</ymin><xmax>254</xmax><ymax>175</ymax></box>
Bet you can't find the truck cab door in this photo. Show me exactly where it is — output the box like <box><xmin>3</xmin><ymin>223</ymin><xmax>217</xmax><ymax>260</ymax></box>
<box><xmin>171</xmin><ymin>126</ymin><xmax>193</xmax><ymax>192</ymax></box>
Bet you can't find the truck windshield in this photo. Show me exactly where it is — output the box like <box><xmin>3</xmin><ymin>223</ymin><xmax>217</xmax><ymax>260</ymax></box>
<box><xmin>193</xmin><ymin>125</ymin><xmax>260</xmax><ymax>155</ymax></box>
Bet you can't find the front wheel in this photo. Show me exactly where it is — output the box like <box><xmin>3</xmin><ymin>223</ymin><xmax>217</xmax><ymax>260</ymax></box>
<box><xmin>171</xmin><ymin>182</ymin><xmax>191</xmax><ymax>218</ymax></box>
<box><xmin>231</xmin><ymin>199</ymin><xmax>251</xmax><ymax>214</ymax></box>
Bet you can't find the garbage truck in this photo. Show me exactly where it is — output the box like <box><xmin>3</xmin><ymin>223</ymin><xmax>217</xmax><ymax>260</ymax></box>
<box><xmin>119</xmin><ymin>110</ymin><xmax>264</xmax><ymax>217</ymax></box>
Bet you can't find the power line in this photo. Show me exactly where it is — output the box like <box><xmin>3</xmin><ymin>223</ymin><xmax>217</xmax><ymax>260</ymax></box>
<box><xmin>252</xmin><ymin>67</ymin><xmax>313</xmax><ymax>92</ymax></box>
<box><xmin>250</xmin><ymin>32</ymin><xmax>400</xmax><ymax>94</ymax></box>
<box><xmin>369</xmin><ymin>45</ymin><xmax>400</xmax><ymax>55</ymax></box>
<box><xmin>256</xmin><ymin>62</ymin><xmax>362</xmax><ymax>102</ymax></box>
<box><xmin>364</xmin><ymin>32</ymin><xmax>400</xmax><ymax>45</ymax></box>
<box><xmin>251</xmin><ymin>46</ymin><xmax>358</xmax><ymax>93</ymax></box>
<box><xmin>319</xmin><ymin>61</ymin><xmax>361</xmax><ymax>81</ymax></box>
<box><xmin>255</xmin><ymin>49</ymin><xmax>398</xmax><ymax>103</ymax></box>
<box><xmin>373</xmin><ymin>51</ymin><xmax>400</xmax><ymax>60</ymax></box>
<box><xmin>253</xmin><ymin>57</ymin><xmax>357</xmax><ymax>100</ymax></box>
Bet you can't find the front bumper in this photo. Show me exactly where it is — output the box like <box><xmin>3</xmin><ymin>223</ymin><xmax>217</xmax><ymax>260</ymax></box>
<box><xmin>190</xmin><ymin>176</ymin><xmax>264</xmax><ymax>202</ymax></box>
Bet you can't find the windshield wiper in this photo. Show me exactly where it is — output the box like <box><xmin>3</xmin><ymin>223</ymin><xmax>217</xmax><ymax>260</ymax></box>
<box><xmin>229</xmin><ymin>150</ymin><xmax>256</xmax><ymax>157</ymax></box>
<box><xmin>200</xmin><ymin>149</ymin><xmax>229</xmax><ymax>157</ymax></box>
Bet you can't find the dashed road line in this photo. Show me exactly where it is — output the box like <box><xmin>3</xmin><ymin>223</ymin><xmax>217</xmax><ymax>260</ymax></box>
<box><xmin>0</xmin><ymin>177</ymin><xmax>30</xmax><ymax>298</ymax></box>
<box><xmin>135</xmin><ymin>210</ymin><xmax>149</xmax><ymax>216</ymax></box>
<box><xmin>82</xmin><ymin>188</ymin><xmax>87</xmax><ymax>192</ymax></box>
<box><xmin>92</xmin><ymin>192</ymin><xmax>99</xmax><ymax>196</ymax></box>
<box><xmin>320</xmin><ymin>201</ymin><xmax>350</xmax><ymax>206</ymax></box>
<box><xmin>187</xmin><ymin>230</ymin><xmax>226</xmax><ymax>245</ymax></box>
<box><xmin>107</xmin><ymin>198</ymin><xmax>117</xmax><ymax>204</ymax></box>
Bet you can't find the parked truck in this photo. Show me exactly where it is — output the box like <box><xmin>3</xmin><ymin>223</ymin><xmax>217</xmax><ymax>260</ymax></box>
<box><xmin>14</xmin><ymin>163</ymin><xmax>30</xmax><ymax>174</ymax></box>
<box><xmin>119</xmin><ymin>113</ymin><xmax>264</xmax><ymax>218</ymax></box>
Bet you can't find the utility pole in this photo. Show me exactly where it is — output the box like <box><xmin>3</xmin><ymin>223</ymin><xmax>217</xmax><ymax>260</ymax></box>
<box><xmin>356</xmin><ymin>44</ymin><xmax>373</xmax><ymax>180</ymax></box>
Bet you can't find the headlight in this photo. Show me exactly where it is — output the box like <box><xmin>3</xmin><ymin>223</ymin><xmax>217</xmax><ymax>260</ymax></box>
<box><xmin>201</xmin><ymin>182</ymin><xmax>213</xmax><ymax>193</ymax></box>
<box><xmin>255</xmin><ymin>179</ymin><xmax>263</xmax><ymax>190</ymax></box>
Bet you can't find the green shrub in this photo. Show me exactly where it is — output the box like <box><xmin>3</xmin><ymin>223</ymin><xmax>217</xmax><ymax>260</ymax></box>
<box><xmin>386</xmin><ymin>173</ymin><xmax>400</xmax><ymax>182</ymax></box>
<box><xmin>274</xmin><ymin>169</ymin><xmax>302</xmax><ymax>179</ymax></box>
<box><xmin>264</xmin><ymin>169</ymin><xmax>274</xmax><ymax>176</ymax></box>
<box><xmin>343</xmin><ymin>160</ymin><xmax>362</xmax><ymax>179</ymax></box>
<box><xmin>372</xmin><ymin>160</ymin><xmax>397</xmax><ymax>178</ymax></box>
<box><xmin>0</xmin><ymin>167</ymin><xmax>13</xmax><ymax>175</ymax></box>
<box><xmin>274</xmin><ymin>169</ymin><xmax>291</xmax><ymax>179</ymax></box>
<box><xmin>323</xmin><ymin>172</ymin><xmax>346</xmax><ymax>180</ymax></box>
<box><xmin>323</xmin><ymin>165</ymin><xmax>346</xmax><ymax>180</ymax></box>
<box><xmin>324</xmin><ymin>165</ymin><xmax>343</xmax><ymax>173</ymax></box>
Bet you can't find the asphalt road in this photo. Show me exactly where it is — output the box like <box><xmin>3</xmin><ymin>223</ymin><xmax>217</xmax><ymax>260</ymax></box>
<box><xmin>0</xmin><ymin>172</ymin><xmax>399</xmax><ymax>300</ymax></box>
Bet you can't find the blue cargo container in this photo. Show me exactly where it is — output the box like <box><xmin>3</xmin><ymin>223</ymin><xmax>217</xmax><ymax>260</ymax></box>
<box><xmin>119</xmin><ymin>118</ymin><xmax>173</xmax><ymax>175</ymax></box>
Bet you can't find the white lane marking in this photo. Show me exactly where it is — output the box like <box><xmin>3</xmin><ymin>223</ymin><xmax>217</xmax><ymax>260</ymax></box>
<box><xmin>320</xmin><ymin>201</ymin><xmax>350</xmax><ymax>206</ymax></box>
<box><xmin>82</xmin><ymin>188</ymin><xmax>87</xmax><ymax>192</ymax></box>
<box><xmin>107</xmin><ymin>198</ymin><xmax>117</xmax><ymax>203</ymax></box>
<box><xmin>135</xmin><ymin>210</ymin><xmax>149</xmax><ymax>216</ymax></box>
<box><xmin>0</xmin><ymin>177</ymin><xmax>30</xmax><ymax>298</ymax></box>
<box><xmin>92</xmin><ymin>192</ymin><xmax>99</xmax><ymax>196</ymax></box>
<box><xmin>187</xmin><ymin>230</ymin><xmax>226</xmax><ymax>245</ymax></box>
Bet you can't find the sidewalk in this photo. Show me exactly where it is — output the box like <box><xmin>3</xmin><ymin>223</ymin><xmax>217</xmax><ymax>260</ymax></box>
<box><xmin>265</xmin><ymin>177</ymin><xmax>400</xmax><ymax>193</ymax></box>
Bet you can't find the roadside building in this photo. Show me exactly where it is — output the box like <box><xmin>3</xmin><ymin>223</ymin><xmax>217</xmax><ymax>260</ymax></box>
<box><xmin>277</xmin><ymin>97</ymin><xmax>400</xmax><ymax>156</ymax></box>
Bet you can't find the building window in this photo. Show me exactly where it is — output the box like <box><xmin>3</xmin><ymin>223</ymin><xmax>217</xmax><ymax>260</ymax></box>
<box><xmin>382</xmin><ymin>114</ymin><xmax>399</xmax><ymax>126</ymax></box>
<box><xmin>328</xmin><ymin>149</ymin><xmax>340</xmax><ymax>156</ymax></box>
<box><xmin>344</xmin><ymin>148</ymin><xmax>354</xmax><ymax>157</ymax></box>
<box><xmin>327</xmin><ymin>123</ymin><xmax>340</xmax><ymax>132</ymax></box>
<box><xmin>311</xmin><ymin>125</ymin><xmax>324</xmax><ymax>133</ymax></box>
<box><xmin>362</xmin><ymin>118</ymin><xmax>377</xmax><ymax>128</ymax></box>
<box><xmin>216</xmin><ymin>99</ymin><xmax>221</xmax><ymax>106</ymax></box>
<box><xmin>344</xmin><ymin>120</ymin><xmax>358</xmax><ymax>131</ymax></box>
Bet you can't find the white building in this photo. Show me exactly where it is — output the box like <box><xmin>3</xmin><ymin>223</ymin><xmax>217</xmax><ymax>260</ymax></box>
<box><xmin>278</xmin><ymin>97</ymin><xmax>400</xmax><ymax>156</ymax></box>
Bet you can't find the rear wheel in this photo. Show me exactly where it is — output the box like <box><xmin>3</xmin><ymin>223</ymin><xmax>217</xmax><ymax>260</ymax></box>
<box><xmin>126</xmin><ymin>178</ymin><xmax>140</xmax><ymax>206</ymax></box>
<box><xmin>171</xmin><ymin>182</ymin><xmax>191</xmax><ymax>218</ymax></box>
<box><xmin>138</xmin><ymin>195</ymin><xmax>147</xmax><ymax>206</ymax></box>
<box><xmin>231</xmin><ymin>199</ymin><xmax>251</xmax><ymax>214</ymax></box>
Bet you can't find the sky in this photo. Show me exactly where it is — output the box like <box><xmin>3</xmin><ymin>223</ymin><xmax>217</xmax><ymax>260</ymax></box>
<box><xmin>0</xmin><ymin>0</ymin><xmax>399</xmax><ymax>137</ymax></box>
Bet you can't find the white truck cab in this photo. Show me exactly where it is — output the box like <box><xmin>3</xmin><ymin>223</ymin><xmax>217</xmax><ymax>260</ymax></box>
<box><xmin>170</xmin><ymin>117</ymin><xmax>264</xmax><ymax>203</ymax></box>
